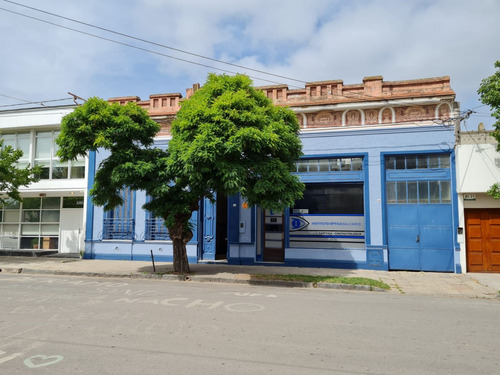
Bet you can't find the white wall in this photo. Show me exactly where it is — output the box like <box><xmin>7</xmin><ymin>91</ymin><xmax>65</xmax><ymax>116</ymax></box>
<box><xmin>456</xmin><ymin>143</ymin><xmax>500</xmax><ymax>193</ymax></box>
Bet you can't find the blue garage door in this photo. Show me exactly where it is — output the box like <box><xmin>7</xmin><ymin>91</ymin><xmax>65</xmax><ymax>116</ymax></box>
<box><xmin>386</xmin><ymin>155</ymin><xmax>454</xmax><ymax>272</ymax></box>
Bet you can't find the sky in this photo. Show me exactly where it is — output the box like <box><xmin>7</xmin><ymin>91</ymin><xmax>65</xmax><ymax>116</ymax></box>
<box><xmin>0</xmin><ymin>0</ymin><xmax>499</xmax><ymax>129</ymax></box>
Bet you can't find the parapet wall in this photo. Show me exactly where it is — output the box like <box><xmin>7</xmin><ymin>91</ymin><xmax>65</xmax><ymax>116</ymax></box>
<box><xmin>108</xmin><ymin>76</ymin><xmax>456</xmax><ymax>135</ymax></box>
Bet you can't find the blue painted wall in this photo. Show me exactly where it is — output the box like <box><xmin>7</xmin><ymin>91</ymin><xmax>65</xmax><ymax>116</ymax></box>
<box><xmin>86</xmin><ymin>124</ymin><xmax>458</xmax><ymax>271</ymax></box>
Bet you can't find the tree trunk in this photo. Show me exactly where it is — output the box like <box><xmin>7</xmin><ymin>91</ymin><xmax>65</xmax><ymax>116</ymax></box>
<box><xmin>168</xmin><ymin>216</ymin><xmax>194</xmax><ymax>274</ymax></box>
<box><xmin>172</xmin><ymin>237</ymin><xmax>191</xmax><ymax>275</ymax></box>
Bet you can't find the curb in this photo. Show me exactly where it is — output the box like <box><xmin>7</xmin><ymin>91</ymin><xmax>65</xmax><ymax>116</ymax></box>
<box><xmin>0</xmin><ymin>267</ymin><xmax>387</xmax><ymax>292</ymax></box>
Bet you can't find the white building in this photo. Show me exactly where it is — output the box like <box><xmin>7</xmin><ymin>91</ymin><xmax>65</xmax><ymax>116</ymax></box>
<box><xmin>0</xmin><ymin>105</ymin><xmax>87</xmax><ymax>254</ymax></box>
<box><xmin>456</xmin><ymin>124</ymin><xmax>500</xmax><ymax>272</ymax></box>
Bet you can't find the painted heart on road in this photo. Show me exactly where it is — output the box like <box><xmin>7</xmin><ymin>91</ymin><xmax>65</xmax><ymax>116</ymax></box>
<box><xmin>24</xmin><ymin>355</ymin><xmax>64</xmax><ymax>368</ymax></box>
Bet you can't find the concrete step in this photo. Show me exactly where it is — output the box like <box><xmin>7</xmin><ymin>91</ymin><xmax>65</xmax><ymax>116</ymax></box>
<box><xmin>0</xmin><ymin>249</ymin><xmax>58</xmax><ymax>257</ymax></box>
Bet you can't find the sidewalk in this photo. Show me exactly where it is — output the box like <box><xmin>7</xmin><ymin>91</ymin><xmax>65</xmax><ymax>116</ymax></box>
<box><xmin>1</xmin><ymin>255</ymin><xmax>499</xmax><ymax>299</ymax></box>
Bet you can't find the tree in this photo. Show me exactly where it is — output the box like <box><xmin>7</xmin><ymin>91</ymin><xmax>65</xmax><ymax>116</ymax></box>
<box><xmin>57</xmin><ymin>74</ymin><xmax>304</xmax><ymax>273</ymax></box>
<box><xmin>478</xmin><ymin>61</ymin><xmax>500</xmax><ymax>198</ymax></box>
<box><xmin>0</xmin><ymin>136</ymin><xmax>40</xmax><ymax>205</ymax></box>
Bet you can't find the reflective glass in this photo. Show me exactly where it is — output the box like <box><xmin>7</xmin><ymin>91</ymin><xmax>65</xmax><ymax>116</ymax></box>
<box><xmin>70</xmin><ymin>166</ymin><xmax>85</xmax><ymax>179</ymax></box>
<box><xmin>351</xmin><ymin>158</ymin><xmax>363</xmax><ymax>171</ymax></box>
<box><xmin>308</xmin><ymin>160</ymin><xmax>319</xmax><ymax>172</ymax></box>
<box><xmin>330</xmin><ymin>159</ymin><xmax>341</xmax><ymax>171</ymax></box>
<box><xmin>341</xmin><ymin>159</ymin><xmax>351</xmax><ymax>171</ymax></box>
<box><xmin>417</xmin><ymin>156</ymin><xmax>428</xmax><ymax>169</ymax></box>
<box><xmin>318</xmin><ymin>159</ymin><xmax>330</xmax><ymax>172</ymax></box>
<box><xmin>397</xmin><ymin>181</ymin><xmax>407</xmax><ymax>203</ymax></box>
<box><xmin>385</xmin><ymin>157</ymin><xmax>396</xmax><ymax>170</ymax></box>
<box><xmin>418</xmin><ymin>181</ymin><xmax>429</xmax><ymax>203</ymax></box>
<box><xmin>42</xmin><ymin>197</ymin><xmax>60</xmax><ymax>209</ymax></box>
<box><xmin>4</xmin><ymin>210</ymin><xmax>20</xmax><ymax>222</ymax></box>
<box><xmin>1</xmin><ymin>235</ymin><xmax>18</xmax><ymax>249</ymax></box>
<box><xmin>406</xmin><ymin>157</ymin><xmax>417</xmax><ymax>169</ymax></box>
<box><xmin>408</xmin><ymin>181</ymin><xmax>418</xmax><ymax>203</ymax></box>
<box><xmin>2</xmin><ymin>224</ymin><xmax>19</xmax><ymax>236</ymax></box>
<box><xmin>395</xmin><ymin>157</ymin><xmax>405</xmax><ymax>169</ymax></box>
<box><xmin>35</xmin><ymin>134</ymin><xmax>52</xmax><ymax>159</ymax></box>
<box><xmin>430</xmin><ymin>181</ymin><xmax>440</xmax><ymax>203</ymax></box>
<box><xmin>4</xmin><ymin>199</ymin><xmax>20</xmax><ymax>209</ymax></box>
<box><xmin>41</xmin><ymin>210</ymin><xmax>60</xmax><ymax>222</ymax></box>
<box><xmin>20</xmin><ymin>237</ymin><xmax>39</xmax><ymax>249</ymax></box>
<box><xmin>41</xmin><ymin>224</ymin><xmax>59</xmax><ymax>235</ymax></box>
<box><xmin>17</xmin><ymin>134</ymin><xmax>31</xmax><ymax>161</ymax></box>
<box><xmin>429</xmin><ymin>155</ymin><xmax>439</xmax><ymax>168</ymax></box>
<box><xmin>297</xmin><ymin>160</ymin><xmax>308</xmax><ymax>173</ymax></box>
<box><xmin>386</xmin><ymin>182</ymin><xmax>396</xmax><ymax>203</ymax></box>
<box><xmin>23</xmin><ymin>210</ymin><xmax>40</xmax><ymax>222</ymax></box>
<box><xmin>440</xmin><ymin>181</ymin><xmax>451</xmax><ymax>203</ymax></box>
<box><xmin>21</xmin><ymin>224</ymin><xmax>39</xmax><ymax>235</ymax></box>
<box><xmin>23</xmin><ymin>198</ymin><xmax>41</xmax><ymax>209</ymax></box>
<box><xmin>440</xmin><ymin>155</ymin><xmax>450</xmax><ymax>169</ymax></box>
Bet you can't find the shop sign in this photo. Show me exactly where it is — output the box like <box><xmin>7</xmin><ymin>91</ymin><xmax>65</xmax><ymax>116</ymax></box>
<box><xmin>289</xmin><ymin>214</ymin><xmax>365</xmax><ymax>249</ymax></box>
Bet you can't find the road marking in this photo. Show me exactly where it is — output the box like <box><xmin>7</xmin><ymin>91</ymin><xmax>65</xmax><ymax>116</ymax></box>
<box><xmin>0</xmin><ymin>351</ymin><xmax>21</xmax><ymax>364</ymax></box>
<box><xmin>225</xmin><ymin>292</ymin><xmax>277</xmax><ymax>298</ymax></box>
<box><xmin>6</xmin><ymin>325</ymin><xmax>41</xmax><ymax>339</ymax></box>
<box><xmin>24</xmin><ymin>355</ymin><xmax>64</xmax><ymax>368</ymax></box>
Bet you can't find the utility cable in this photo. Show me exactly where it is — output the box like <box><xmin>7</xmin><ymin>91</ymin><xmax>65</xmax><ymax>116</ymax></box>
<box><xmin>0</xmin><ymin>6</ymin><xmax>295</xmax><ymax>88</ymax></box>
<box><xmin>0</xmin><ymin>1</ymin><xmax>464</xmax><ymax>109</ymax></box>
<box><xmin>2</xmin><ymin>0</ymin><xmax>307</xmax><ymax>85</ymax></box>
<box><xmin>0</xmin><ymin>1</ymin><xmax>476</xmax><ymax>115</ymax></box>
<box><xmin>0</xmin><ymin>97</ymin><xmax>73</xmax><ymax>109</ymax></box>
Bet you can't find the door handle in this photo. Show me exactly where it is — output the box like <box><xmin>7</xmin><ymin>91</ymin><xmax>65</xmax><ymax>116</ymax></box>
<box><xmin>416</xmin><ymin>234</ymin><xmax>420</xmax><ymax>243</ymax></box>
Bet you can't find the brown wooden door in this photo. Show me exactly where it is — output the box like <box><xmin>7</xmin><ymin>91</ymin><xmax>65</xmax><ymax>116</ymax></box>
<box><xmin>262</xmin><ymin>210</ymin><xmax>284</xmax><ymax>262</ymax></box>
<box><xmin>465</xmin><ymin>209</ymin><xmax>500</xmax><ymax>272</ymax></box>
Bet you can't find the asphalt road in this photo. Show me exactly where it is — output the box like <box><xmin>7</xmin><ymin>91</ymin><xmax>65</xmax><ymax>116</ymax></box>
<box><xmin>0</xmin><ymin>274</ymin><xmax>499</xmax><ymax>374</ymax></box>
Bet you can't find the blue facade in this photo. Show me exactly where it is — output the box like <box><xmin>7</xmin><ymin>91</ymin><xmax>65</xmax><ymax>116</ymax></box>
<box><xmin>84</xmin><ymin>123</ymin><xmax>459</xmax><ymax>272</ymax></box>
<box><xmin>225</xmin><ymin>125</ymin><xmax>459</xmax><ymax>272</ymax></box>
<box><xmin>84</xmin><ymin>76</ymin><xmax>461</xmax><ymax>272</ymax></box>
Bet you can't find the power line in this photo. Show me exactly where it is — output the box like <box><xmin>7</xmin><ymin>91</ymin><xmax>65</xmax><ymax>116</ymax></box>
<box><xmin>2</xmin><ymin>0</ymin><xmax>307</xmax><ymax>85</ymax></box>
<box><xmin>0</xmin><ymin>93</ymin><xmax>33</xmax><ymax>103</ymax></box>
<box><xmin>0</xmin><ymin>97</ymin><xmax>74</xmax><ymax>109</ymax></box>
<box><xmin>0</xmin><ymin>4</ymin><xmax>300</xmax><ymax>88</ymax></box>
<box><xmin>0</xmin><ymin>1</ymin><xmax>473</xmax><ymax>115</ymax></box>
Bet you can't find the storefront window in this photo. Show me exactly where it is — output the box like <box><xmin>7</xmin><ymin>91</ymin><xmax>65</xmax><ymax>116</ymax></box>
<box><xmin>290</xmin><ymin>183</ymin><xmax>365</xmax><ymax>249</ymax></box>
<box><xmin>0</xmin><ymin>197</ymin><xmax>61</xmax><ymax>250</ymax></box>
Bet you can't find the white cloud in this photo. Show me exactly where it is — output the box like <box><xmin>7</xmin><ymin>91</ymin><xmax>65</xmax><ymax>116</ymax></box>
<box><xmin>0</xmin><ymin>0</ymin><xmax>498</xmax><ymax>127</ymax></box>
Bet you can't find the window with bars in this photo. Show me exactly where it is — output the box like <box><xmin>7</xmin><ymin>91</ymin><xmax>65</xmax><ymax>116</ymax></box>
<box><xmin>145</xmin><ymin>217</ymin><xmax>169</xmax><ymax>241</ymax></box>
<box><xmin>102</xmin><ymin>189</ymin><xmax>135</xmax><ymax>240</ymax></box>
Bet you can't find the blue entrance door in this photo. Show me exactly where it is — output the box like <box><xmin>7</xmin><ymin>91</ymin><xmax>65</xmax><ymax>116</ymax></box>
<box><xmin>387</xmin><ymin>203</ymin><xmax>454</xmax><ymax>271</ymax></box>
<box><xmin>385</xmin><ymin>154</ymin><xmax>455</xmax><ymax>272</ymax></box>
<box><xmin>201</xmin><ymin>197</ymin><xmax>216</xmax><ymax>260</ymax></box>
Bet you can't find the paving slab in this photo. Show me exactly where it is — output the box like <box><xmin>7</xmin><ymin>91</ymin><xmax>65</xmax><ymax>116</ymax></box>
<box><xmin>0</xmin><ymin>256</ymin><xmax>499</xmax><ymax>299</ymax></box>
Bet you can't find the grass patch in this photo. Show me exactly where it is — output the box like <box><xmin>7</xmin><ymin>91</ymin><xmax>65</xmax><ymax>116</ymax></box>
<box><xmin>252</xmin><ymin>274</ymin><xmax>391</xmax><ymax>290</ymax></box>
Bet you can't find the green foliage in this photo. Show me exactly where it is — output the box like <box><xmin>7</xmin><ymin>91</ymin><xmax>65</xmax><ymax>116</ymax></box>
<box><xmin>487</xmin><ymin>183</ymin><xmax>500</xmax><ymax>199</ymax></box>
<box><xmin>252</xmin><ymin>274</ymin><xmax>391</xmax><ymax>290</ymax></box>
<box><xmin>478</xmin><ymin>61</ymin><xmax>500</xmax><ymax>146</ymax></box>
<box><xmin>57</xmin><ymin>75</ymin><xmax>304</xmax><ymax>272</ymax></box>
<box><xmin>0</xmin><ymin>136</ymin><xmax>40</xmax><ymax>205</ymax></box>
<box><xmin>479</xmin><ymin>61</ymin><xmax>500</xmax><ymax>199</ymax></box>
<box><xmin>57</xmin><ymin>98</ymin><xmax>162</xmax><ymax>211</ymax></box>
<box><xmin>169</xmin><ymin>73</ymin><xmax>304</xmax><ymax>211</ymax></box>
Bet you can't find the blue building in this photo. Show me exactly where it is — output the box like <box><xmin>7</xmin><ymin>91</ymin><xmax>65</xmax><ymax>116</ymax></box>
<box><xmin>84</xmin><ymin>76</ymin><xmax>462</xmax><ymax>272</ymax></box>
